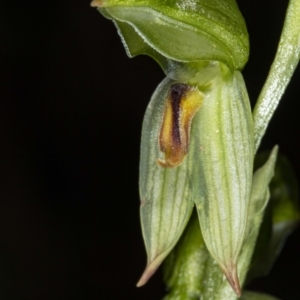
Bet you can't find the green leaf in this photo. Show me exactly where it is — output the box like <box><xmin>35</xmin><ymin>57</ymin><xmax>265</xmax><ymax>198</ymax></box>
<box><xmin>94</xmin><ymin>0</ymin><xmax>249</xmax><ymax>70</ymax></box>
<box><xmin>253</xmin><ymin>0</ymin><xmax>300</xmax><ymax>151</ymax></box>
<box><xmin>247</xmin><ymin>152</ymin><xmax>299</xmax><ymax>282</ymax></box>
<box><xmin>269</xmin><ymin>154</ymin><xmax>299</xmax><ymax>223</ymax></box>
<box><xmin>240</xmin><ymin>291</ymin><xmax>280</xmax><ymax>300</ymax></box>
<box><xmin>137</xmin><ymin>78</ymin><xmax>195</xmax><ymax>286</ymax></box>
<box><xmin>249</xmin><ymin>220</ymin><xmax>296</xmax><ymax>277</ymax></box>
<box><xmin>191</xmin><ymin>69</ymin><xmax>254</xmax><ymax>296</ymax></box>
<box><xmin>236</xmin><ymin>146</ymin><xmax>278</xmax><ymax>283</ymax></box>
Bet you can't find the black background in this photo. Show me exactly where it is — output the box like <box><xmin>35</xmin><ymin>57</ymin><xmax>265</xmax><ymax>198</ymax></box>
<box><xmin>1</xmin><ymin>0</ymin><xmax>299</xmax><ymax>299</ymax></box>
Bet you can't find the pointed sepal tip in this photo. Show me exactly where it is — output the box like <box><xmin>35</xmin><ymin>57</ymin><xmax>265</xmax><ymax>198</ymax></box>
<box><xmin>136</xmin><ymin>261</ymin><xmax>160</xmax><ymax>287</ymax></box>
<box><xmin>222</xmin><ymin>264</ymin><xmax>241</xmax><ymax>297</ymax></box>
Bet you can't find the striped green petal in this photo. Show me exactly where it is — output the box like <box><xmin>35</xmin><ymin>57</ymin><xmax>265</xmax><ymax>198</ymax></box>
<box><xmin>191</xmin><ymin>67</ymin><xmax>254</xmax><ymax>295</ymax></box>
<box><xmin>137</xmin><ymin>78</ymin><xmax>195</xmax><ymax>286</ymax></box>
<box><xmin>162</xmin><ymin>147</ymin><xmax>277</xmax><ymax>300</ymax></box>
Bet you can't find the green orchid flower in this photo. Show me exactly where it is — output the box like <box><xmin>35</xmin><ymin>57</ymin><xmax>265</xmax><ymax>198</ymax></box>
<box><xmin>92</xmin><ymin>0</ymin><xmax>300</xmax><ymax>298</ymax></box>
<box><xmin>92</xmin><ymin>0</ymin><xmax>252</xmax><ymax>295</ymax></box>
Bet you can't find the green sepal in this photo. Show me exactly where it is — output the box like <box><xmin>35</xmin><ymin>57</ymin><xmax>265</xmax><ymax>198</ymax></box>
<box><xmin>112</xmin><ymin>19</ymin><xmax>169</xmax><ymax>70</ymax></box>
<box><xmin>110</xmin><ymin>20</ymin><xmax>222</xmax><ymax>85</ymax></box>
<box><xmin>190</xmin><ymin>147</ymin><xmax>277</xmax><ymax>300</ymax></box>
<box><xmin>162</xmin><ymin>148</ymin><xmax>278</xmax><ymax>300</ymax></box>
<box><xmin>163</xmin><ymin>211</ymin><xmax>239</xmax><ymax>300</ymax></box>
<box><xmin>191</xmin><ymin>68</ymin><xmax>254</xmax><ymax>295</ymax></box>
<box><xmin>137</xmin><ymin>77</ymin><xmax>194</xmax><ymax>286</ymax></box>
<box><xmin>95</xmin><ymin>0</ymin><xmax>249</xmax><ymax>70</ymax></box>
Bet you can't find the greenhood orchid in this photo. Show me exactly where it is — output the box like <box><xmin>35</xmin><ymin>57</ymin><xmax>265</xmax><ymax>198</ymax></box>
<box><xmin>92</xmin><ymin>0</ymin><xmax>300</xmax><ymax>298</ymax></box>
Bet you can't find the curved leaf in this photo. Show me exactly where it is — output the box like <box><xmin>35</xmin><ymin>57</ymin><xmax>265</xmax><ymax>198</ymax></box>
<box><xmin>253</xmin><ymin>0</ymin><xmax>300</xmax><ymax>151</ymax></box>
<box><xmin>247</xmin><ymin>152</ymin><xmax>299</xmax><ymax>282</ymax></box>
<box><xmin>237</xmin><ymin>146</ymin><xmax>278</xmax><ymax>288</ymax></box>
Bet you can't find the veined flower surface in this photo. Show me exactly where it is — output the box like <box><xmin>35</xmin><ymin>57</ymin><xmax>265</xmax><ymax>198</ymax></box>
<box><xmin>137</xmin><ymin>63</ymin><xmax>254</xmax><ymax>296</ymax></box>
<box><xmin>92</xmin><ymin>0</ymin><xmax>256</xmax><ymax>296</ymax></box>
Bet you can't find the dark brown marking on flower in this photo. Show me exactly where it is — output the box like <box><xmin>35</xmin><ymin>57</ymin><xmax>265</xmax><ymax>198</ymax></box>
<box><xmin>157</xmin><ymin>83</ymin><xmax>203</xmax><ymax>168</ymax></box>
<box><xmin>169</xmin><ymin>84</ymin><xmax>190</xmax><ymax>147</ymax></box>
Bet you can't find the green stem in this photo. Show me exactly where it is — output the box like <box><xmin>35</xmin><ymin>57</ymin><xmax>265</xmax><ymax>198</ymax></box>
<box><xmin>253</xmin><ymin>0</ymin><xmax>300</xmax><ymax>152</ymax></box>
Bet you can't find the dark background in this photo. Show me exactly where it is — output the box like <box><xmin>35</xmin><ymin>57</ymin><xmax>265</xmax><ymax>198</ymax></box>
<box><xmin>0</xmin><ymin>0</ymin><xmax>299</xmax><ymax>299</ymax></box>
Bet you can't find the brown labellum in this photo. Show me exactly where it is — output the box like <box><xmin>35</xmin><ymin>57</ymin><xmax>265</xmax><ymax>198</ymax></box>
<box><xmin>157</xmin><ymin>83</ymin><xmax>203</xmax><ymax>168</ymax></box>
